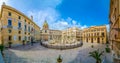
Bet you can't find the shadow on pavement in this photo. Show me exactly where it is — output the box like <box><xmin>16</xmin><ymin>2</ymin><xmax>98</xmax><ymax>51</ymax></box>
<box><xmin>68</xmin><ymin>43</ymin><xmax>112</xmax><ymax>63</ymax></box>
<box><xmin>9</xmin><ymin>42</ymin><xmax>48</xmax><ymax>51</ymax></box>
<box><xmin>3</xmin><ymin>50</ymin><xmax>28</xmax><ymax>63</ymax></box>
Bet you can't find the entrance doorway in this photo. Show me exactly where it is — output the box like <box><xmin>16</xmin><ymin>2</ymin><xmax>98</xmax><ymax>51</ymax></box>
<box><xmin>91</xmin><ymin>38</ymin><xmax>93</xmax><ymax>43</ymax></box>
<box><xmin>97</xmin><ymin>38</ymin><xmax>100</xmax><ymax>43</ymax></box>
<box><xmin>86</xmin><ymin>38</ymin><xmax>88</xmax><ymax>42</ymax></box>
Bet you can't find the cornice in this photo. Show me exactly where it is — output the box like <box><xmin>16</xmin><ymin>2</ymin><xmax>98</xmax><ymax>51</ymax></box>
<box><xmin>0</xmin><ymin>5</ymin><xmax>40</xmax><ymax>29</ymax></box>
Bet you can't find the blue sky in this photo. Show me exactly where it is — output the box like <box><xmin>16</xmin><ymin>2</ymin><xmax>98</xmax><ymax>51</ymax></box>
<box><xmin>0</xmin><ymin>0</ymin><xmax>110</xmax><ymax>30</ymax></box>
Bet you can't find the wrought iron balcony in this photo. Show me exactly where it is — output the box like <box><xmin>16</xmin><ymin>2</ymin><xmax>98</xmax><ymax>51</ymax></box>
<box><xmin>24</xmin><ymin>29</ymin><xmax>27</xmax><ymax>32</ymax></box>
<box><xmin>112</xmin><ymin>28</ymin><xmax>120</xmax><ymax>31</ymax></box>
<box><xmin>7</xmin><ymin>25</ymin><xmax>13</xmax><ymax>28</ymax></box>
<box><xmin>18</xmin><ymin>27</ymin><xmax>22</xmax><ymax>30</ymax></box>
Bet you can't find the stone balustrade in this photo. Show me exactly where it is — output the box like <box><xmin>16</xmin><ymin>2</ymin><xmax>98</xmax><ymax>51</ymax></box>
<box><xmin>41</xmin><ymin>41</ymin><xmax>83</xmax><ymax>50</ymax></box>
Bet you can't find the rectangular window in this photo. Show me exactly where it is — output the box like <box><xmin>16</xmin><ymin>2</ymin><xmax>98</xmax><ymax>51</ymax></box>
<box><xmin>18</xmin><ymin>31</ymin><xmax>21</xmax><ymax>34</ymax></box>
<box><xmin>25</xmin><ymin>36</ymin><xmax>27</xmax><ymax>40</ymax></box>
<box><xmin>8</xmin><ymin>29</ymin><xmax>12</xmax><ymax>33</ymax></box>
<box><xmin>25</xmin><ymin>32</ymin><xmax>26</xmax><ymax>34</ymax></box>
<box><xmin>8</xmin><ymin>36</ymin><xmax>12</xmax><ymax>41</ymax></box>
<box><xmin>8</xmin><ymin>19</ymin><xmax>12</xmax><ymax>26</ymax></box>
<box><xmin>18</xmin><ymin>22</ymin><xmax>21</xmax><ymax>28</ymax></box>
<box><xmin>18</xmin><ymin>36</ymin><xmax>21</xmax><ymax>41</ymax></box>
<box><xmin>45</xmin><ymin>30</ymin><xmax>47</xmax><ymax>33</ymax></box>
<box><xmin>29</xmin><ymin>37</ymin><xmax>30</xmax><ymax>40</ymax></box>
<box><xmin>8</xmin><ymin>12</ymin><xmax>11</xmax><ymax>16</ymax></box>
<box><xmin>18</xmin><ymin>16</ymin><xmax>21</xmax><ymax>19</ymax></box>
<box><xmin>25</xmin><ymin>19</ymin><xmax>26</xmax><ymax>22</ymax></box>
<box><xmin>28</xmin><ymin>26</ymin><xmax>30</xmax><ymax>32</ymax></box>
<box><xmin>102</xmin><ymin>32</ymin><xmax>104</xmax><ymax>37</ymax></box>
<box><xmin>97</xmin><ymin>33</ymin><xmax>99</xmax><ymax>36</ymax></box>
<box><xmin>24</xmin><ymin>25</ymin><xmax>27</xmax><ymax>31</ymax></box>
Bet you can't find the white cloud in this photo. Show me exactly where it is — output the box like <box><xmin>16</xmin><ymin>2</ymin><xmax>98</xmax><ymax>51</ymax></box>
<box><xmin>72</xmin><ymin>20</ymin><xmax>77</xmax><ymax>25</ymax></box>
<box><xmin>106</xmin><ymin>24</ymin><xmax>110</xmax><ymax>32</ymax></box>
<box><xmin>27</xmin><ymin>0</ymin><xmax>62</xmax><ymax>29</ymax></box>
<box><xmin>0</xmin><ymin>0</ymin><xmax>9</xmax><ymax>8</ymax></box>
<box><xmin>81</xmin><ymin>25</ymin><xmax>88</xmax><ymax>29</ymax></box>
<box><xmin>25</xmin><ymin>0</ymin><xmax>88</xmax><ymax>30</ymax></box>
<box><xmin>27</xmin><ymin>7</ymin><xmax>60</xmax><ymax>29</ymax></box>
<box><xmin>50</xmin><ymin>17</ymin><xmax>88</xmax><ymax>30</ymax></box>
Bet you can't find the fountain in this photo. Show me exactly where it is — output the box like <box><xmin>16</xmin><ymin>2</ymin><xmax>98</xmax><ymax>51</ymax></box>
<box><xmin>41</xmin><ymin>38</ymin><xmax>83</xmax><ymax>50</ymax></box>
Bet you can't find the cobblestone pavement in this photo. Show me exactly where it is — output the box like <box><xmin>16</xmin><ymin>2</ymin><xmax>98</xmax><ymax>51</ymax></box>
<box><xmin>3</xmin><ymin>42</ymin><xmax>113</xmax><ymax>63</ymax></box>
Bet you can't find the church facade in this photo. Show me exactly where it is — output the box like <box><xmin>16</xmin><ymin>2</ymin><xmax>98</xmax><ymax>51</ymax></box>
<box><xmin>41</xmin><ymin>21</ymin><xmax>62</xmax><ymax>41</ymax></box>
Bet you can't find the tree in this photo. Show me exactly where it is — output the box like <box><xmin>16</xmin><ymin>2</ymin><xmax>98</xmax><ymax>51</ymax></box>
<box><xmin>89</xmin><ymin>49</ymin><xmax>104</xmax><ymax>63</ymax></box>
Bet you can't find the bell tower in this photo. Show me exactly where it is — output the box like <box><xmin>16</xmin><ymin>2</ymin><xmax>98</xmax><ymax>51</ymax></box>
<box><xmin>41</xmin><ymin>20</ymin><xmax>49</xmax><ymax>41</ymax></box>
<box><xmin>42</xmin><ymin>20</ymin><xmax>49</xmax><ymax>30</ymax></box>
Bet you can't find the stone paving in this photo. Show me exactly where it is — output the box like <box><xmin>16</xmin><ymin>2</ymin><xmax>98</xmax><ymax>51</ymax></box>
<box><xmin>3</xmin><ymin>42</ymin><xmax>113</xmax><ymax>63</ymax></box>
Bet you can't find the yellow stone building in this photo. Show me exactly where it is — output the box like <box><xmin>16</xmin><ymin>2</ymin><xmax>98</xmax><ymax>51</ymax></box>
<box><xmin>82</xmin><ymin>25</ymin><xmax>107</xmax><ymax>44</ymax></box>
<box><xmin>62</xmin><ymin>27</ymin><xmax>82</xmax><ymax>44</ymax></box>
<box><xmin>109</xmin><ymin>0</ymin><xmax>120</xmax><ymax>62</ymax></box>
<box><xmin>49</xmin><ymin>30</ymin><xmax>62</xmax><ymax>41</ymax></box>
<box><xmin>0</xmin><ymin>3</ymin><xmax>40</xmax><ymax>47</ymax></box>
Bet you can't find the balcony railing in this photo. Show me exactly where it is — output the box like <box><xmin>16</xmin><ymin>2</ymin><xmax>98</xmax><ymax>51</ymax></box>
<box><xmin>18</xmin><ymin>27</ymin><xmax>22</xmax><ymax>30</ymax></box>
<box><xmin>112</xmin><ymin>28</ymin><xmax>120</xmax><ymax>31</ymax></box>
<box><xmin>7</xmin><ymin>25</ymin><xmax>13</xmax><ymax>28</ymax></box>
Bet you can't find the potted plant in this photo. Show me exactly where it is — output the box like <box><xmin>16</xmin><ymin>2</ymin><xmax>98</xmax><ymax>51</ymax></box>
<box><xmin>105</xmin><ymin>44</ymin><xmax>110</xmax><ymax>53</ymax></box>
<box><xmin>91</xmin><ymin>45</ymin><xmax>94</xmax><ymax>48</ymax></box>
<box><xmin>57</xmin><ymin>55</ymin><xmax>62</xmax><ymax>63</ymax></box>
<box><xmin>89</xmin><ymin>49</ymin><xmax>104</xmax><ymax>63</ymax></box>
<box><xmin>8</xmin><ymin>42</ymin><xmax>12</xmax><ymax>48</ymax></box>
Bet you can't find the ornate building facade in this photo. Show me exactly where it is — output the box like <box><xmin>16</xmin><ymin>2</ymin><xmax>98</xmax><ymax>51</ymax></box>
<box><xmin>41</xmin><ymin>20</ymin><xmax>50</xmax><ymax>41</ymax></box>
<box><xmin>0</xmin><ymin>3</ymin><xmax>41</xmax><ymax>47</ymax></box>
<box><xmin>109</xmin><ymin>0</ymin><xmax>120</xmax><ymax>63</ymax></box>
<box><xmin>41</xmin><ymin>21</ymin><xmax>62</xmax><ymax>42</ymax></box>
<box><xmin>82</xmin><ymin>25</ymin><xmax>107</xmax><ymax>44</ymax></box>
<box><xmin>62</xmin><ymin>27</ymin><xmax>82</xmax><ymax>44</ymax></box>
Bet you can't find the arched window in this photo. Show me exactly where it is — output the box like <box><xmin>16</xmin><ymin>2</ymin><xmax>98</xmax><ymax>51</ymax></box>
<box><xmin>45</xmin><ymin>30</ymin><xmax>47</xmax><ymax>33</ymax></box>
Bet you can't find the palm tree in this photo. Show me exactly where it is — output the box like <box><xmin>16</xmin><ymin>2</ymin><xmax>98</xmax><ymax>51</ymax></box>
<box><xmin>89</xmin><ymin>49</ymin><xmax>104</xmax><ymax>63</ymax></box>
